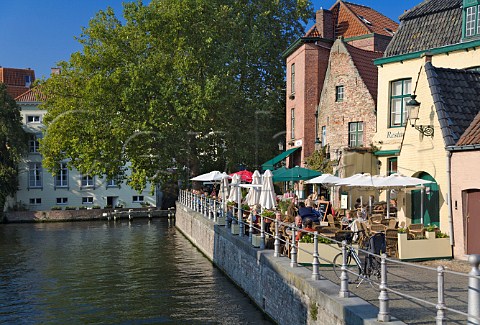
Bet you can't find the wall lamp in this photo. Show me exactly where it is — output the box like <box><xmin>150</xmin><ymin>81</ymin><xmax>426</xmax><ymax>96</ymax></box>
<box><xmin>406</xmin><ymin>95</ymin><xmax>434</xmax><ymax>137</ymax></box>
<box><xmin>406</xmin><ymin>64</ymin><xmax>434</xmax><ymax>137</ymax></box>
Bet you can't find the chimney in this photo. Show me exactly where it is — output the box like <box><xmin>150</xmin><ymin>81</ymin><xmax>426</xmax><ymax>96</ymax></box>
<box><xmin>51</xmin><ymin>67</ymin><xmax>61</xmax><ymax>75</ymax></box>
<box><xmin>422</xmin><ymin>52</ymin><xmax>433</xmax><ymax>63</ymax></box>
<box><xmin>316</xmin><ymin>9</ymin><xmax>334</xmax><ymax>39</ymax></box>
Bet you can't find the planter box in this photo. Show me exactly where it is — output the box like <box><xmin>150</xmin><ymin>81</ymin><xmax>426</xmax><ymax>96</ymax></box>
<box><xmin>231</xmin><ymin>223</ymin><xmax>240</xmax><ymax>235</ymax></box>
<box><xmin>398</xmin><ymin>233</ymin><xmax>452</xmax><ymax>260</ymax></box>
<box><xmin>425</xmin><ymin>231</ymin><xmax>436</xmax><ymax>240</ymax></box>
<box><xmin>252</xmin><ymin>234</ymin><xmax>263</xmax><ymax>247</ymax></box>
<box><xmin>297</xmin><ymin>242</ymin><xmax>356</xmax><ymax>265</ymax></box>
<box><xmin>216</xmin><ymin>215</ymin><xmax>225</xmax><ymax>226</ymax></box>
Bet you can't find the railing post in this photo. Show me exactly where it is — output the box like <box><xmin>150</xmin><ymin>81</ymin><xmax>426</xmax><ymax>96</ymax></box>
<box><xmin>468</xmin><ymin>254</ymin><xmax>480</xmax><ymax>325</ymax></box>
<box><xmin>249</xmin><ymin>212</ymin><xmax>254</xmax><ymax>243</ymax></box>
<box><xmin>312</xmin><ymin>231</ymin><xmax>320</xmax><ymax>280</ymax></box>
<box><xmin>436</xmin><ymin>265</ymin><xmax>446</xmax><ymax>324</ymax></box>
<box><xmin>260</xmin><ymin>215</ymin><xmax>265</xmax><ymax>249</ymax></box>
<box><xmin>213</xmin><ymin>199</ymin><xmax>217</xmax><ymax>222</ymax></box>
<box><xmin>274</xmin><ymin>220</ymin><xmax>280</xmax><ymax>257</ymax></box>
<box><xmin>290</xmin><ymin>228</ymin><xmax>297</xmax><ymax>267</ymax></box>
<box><xmin>377</xmin><ymin>253</ymin><xmax>390</xmax><ymax>322</ymax></box>
<box><xmin>237</xmin><ymin>186</ymin><xmax>243</xmax><ymax>237</ymax></box>
<box><xmin>339</xmin><ymin>240</ymin><xmax>350</xmax><ymax>298</ymax></box>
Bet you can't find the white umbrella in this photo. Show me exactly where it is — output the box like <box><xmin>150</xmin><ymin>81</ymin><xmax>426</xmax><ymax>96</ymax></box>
<box><xmin>259</xmin><ymin>170</ymin><xmax>276</xmax><ymax>210</ymax></box>
<box><xmin>191</xmin><ymin>170</ymin><xmax>223</xmax><ymax>182</ymax></box>
<box><xmin>228</xmin><ymin>174</ymin><xmax>241</xmax><ymax>203</ymax></box>
<box><xmin>305</xmin><ymin>174</ymin><xmax>341</xmax><ymax>185</ymax></box>
<box><xmin>245</xmin><ymin>170</ymin><xmax>262</xmax><ymax>206</ymax></box>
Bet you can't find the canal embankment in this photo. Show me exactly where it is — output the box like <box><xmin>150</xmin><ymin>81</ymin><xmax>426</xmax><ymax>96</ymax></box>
<box><xmin>175</xmin><ymin>202</ymin><xmax>405</xmax><ymax>325</ymax></box>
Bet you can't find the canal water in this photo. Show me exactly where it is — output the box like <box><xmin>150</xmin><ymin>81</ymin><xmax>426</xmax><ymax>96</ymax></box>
<box><xmin>0</xmin><ymin>219</ymin><xmax>273</xmax><ymax>324</ymax></box>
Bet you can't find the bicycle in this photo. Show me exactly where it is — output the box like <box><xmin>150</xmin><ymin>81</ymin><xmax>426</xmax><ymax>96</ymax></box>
<box><xmin>332</xmin><ymin>230</ymin><xmax>386</xmax><ymax>286</ymax></box>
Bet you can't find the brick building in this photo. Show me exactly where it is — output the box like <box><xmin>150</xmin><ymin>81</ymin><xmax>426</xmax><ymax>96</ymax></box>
<box><xmin>281</xmin><ymin>0</ymin><xmax>398</xmax><ymax>198</ymax></box>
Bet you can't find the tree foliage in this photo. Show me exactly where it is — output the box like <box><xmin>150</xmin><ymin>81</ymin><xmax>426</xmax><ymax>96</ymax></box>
<box><xmin>0</xmin><ymin>84</ymin><xmax>28</xmax><ymax>214</ymax></box>
<box><xmin>305</xmin><ymin>146</ymin><xmax>334</xmax><ymax>174</ymax></box>
<box><xmin>40</xmin><ymin>0</ymin><xmax>313</xmax><ymax>190</ymax></box>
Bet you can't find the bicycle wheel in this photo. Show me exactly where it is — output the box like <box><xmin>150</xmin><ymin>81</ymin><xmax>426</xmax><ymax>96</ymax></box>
<box><xmin>333</xmin><ymin>252</ymin><xmax>361</xmax><ymax>283</ymax></box>
<box><xmin>365</xmin><ymin>254</ymin><xmax>382</xmax><ymax>280</ymax></box>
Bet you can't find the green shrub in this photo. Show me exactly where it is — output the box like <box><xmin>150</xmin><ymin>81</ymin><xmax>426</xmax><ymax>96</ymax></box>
<box><xmin>92</xmin><ymin>205</ymin><xmax>101</xmax><ymax>209</ymax></box>
<box><xmin>436</xmin><ymin>231</ymin><xmax>449</xmax><ymax>238</ymax></box>
<box><xmin>65</xmin><ymin>206</ymin><xmax>77</xmax><ymax>210</ymax></box>
<box><xmin>51</xmin><ymin>206</ymin><xmax>62</xmax><ymax>210</ymax></box>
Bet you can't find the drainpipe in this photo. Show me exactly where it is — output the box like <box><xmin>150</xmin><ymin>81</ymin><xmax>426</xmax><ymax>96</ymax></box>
<box><xmin>446</xmin><ymin>150</ymin><xmax>454</xmax><ymax>251</ymax></box>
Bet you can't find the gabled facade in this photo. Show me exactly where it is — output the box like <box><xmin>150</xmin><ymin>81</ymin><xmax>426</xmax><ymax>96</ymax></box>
<box><xmin>0</xmin><ymin>67</ymin><xmax>35</xmax><ymax>99</ymax></box>
<box><xmin>283</xmin><ymin>0</ymin><xmax>397</xmax><ymax>198</ymax></box>
<box><xmin>372</xmin><ymin>0</ymin><xmax>480</xmax><ymax>259</ymax></box>
<box><xmin>9</xmin><ymin>83</ymin><xmax>157</xmax><ymax>211</ymax></box>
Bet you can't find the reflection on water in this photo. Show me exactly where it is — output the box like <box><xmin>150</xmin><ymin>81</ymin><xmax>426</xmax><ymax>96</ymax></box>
<box><xmin>0</xmin><ymin>220</ymin><xmax>272</xmax><ymax>324</ymax></box>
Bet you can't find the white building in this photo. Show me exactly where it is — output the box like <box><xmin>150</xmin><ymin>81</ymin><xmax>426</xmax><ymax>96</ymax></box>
<box><xmin>10</xmin><ymin>86</ymin><xmax>156</xmax><ymax>211</ymax></box>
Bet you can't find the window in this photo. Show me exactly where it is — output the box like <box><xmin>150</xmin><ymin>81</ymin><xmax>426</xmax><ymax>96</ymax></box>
<box><xmin>56</xmin><ymin>197</ymin><xmax>68</xmax><ymax>205</ymax></box>
<box><xmin>29</xmin><ymin>198</ymin><xmax>41</xmax><ymax>205</ymax></box>
<box><xmin>464</xmin><ymin>0</ymin><xmax>480</xmax><ymax>38</ymax></box>
<box><xmin>82</xmin><ymin>197</ymin><xmax>93</xmax><ymax>204</ymax></box>
<box><xmin>55</xmin><ymin>163</ymin><xmax>68</xmax><ymax>187</ymax></box>
<box><xmin>389</xmin><ymin>79</ymin><xmax>411</xmax><ymax>127</ymax></box>
<box><xmin>321</xmin><ymin>126</ymin><xmax>327</xmax><ymax>147</ymax></box>
<box><xmin>25</xmin><ymin>75</ymin><xmax>31</xmax><ymax>87</ymax></box>
<box><xmin>335</xmin><ymin>85</ymin><xmax>344</xmax><ymax>102</ymax></box>
<box><xmin>133</xmin><ymin>195</ymin><xmax>144</xmax><ymax>203</ymax></box>
<box><xmin>349</xmin><ymin>122</ymin><xmax>364</xmax><ymax>147</ymax></box>
<box><xmin>28</xmin><ymin>162</ymin><xmax>42</xmax><ymax>188</ymax></box>
<box><xmin>26</xmin><ymin>115</ymin><xmax>41</xmax><ymax>123</ymax></box>
<box><xmin>387</xmin><ymin>157</ymin><xmax>398</xmax><ymax>175</ymax></box>
<box><xmin>81</xmin><ymin>175</ymin><xmax>94</xmax><ymax>187</ymax></box>
<box><xmin>290</xmin><ymin>108</ymin><xmax>295</xmax><ymax>139</ymax></box>
<box><xmin>28</xmin><ymin>134</ymin><xmax>40</xmax><ymax>153</ymax></box>
<box><xmin>291</xmin><ymin>63</ymin><xmax>295</xmax><ymax>95</ymax></box>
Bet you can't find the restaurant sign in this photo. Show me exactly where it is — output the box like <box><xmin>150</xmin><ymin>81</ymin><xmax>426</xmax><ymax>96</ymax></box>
<box><xmin>386</xmin><ymin>131</ymin><xmax>404</xmax><ymax>139</ymax></box>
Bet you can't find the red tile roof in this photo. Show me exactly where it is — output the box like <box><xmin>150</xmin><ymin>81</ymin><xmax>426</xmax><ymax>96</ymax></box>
<box><xmin>306</xmin><ymin>0</ymin><xmax>398</xmax><ymax>39</ymax></box>
<box><xmin>345</xmin><ymin>42</ymin><xmax>383</xmax><ymax>101</ymax></box>
<box><xmin>0</xmin><ymin>67</ymin><xmax>35</xmax><ymax>98</ymax></box>
<box><xmin>15</xmin><ymin>86</ymin><xmax>46</xmax><ymax>102</ymax></box>
<box><xmin>457</xmin><ymin>112</ymin><xmax>480</xmax><ymax>146</ymax></box>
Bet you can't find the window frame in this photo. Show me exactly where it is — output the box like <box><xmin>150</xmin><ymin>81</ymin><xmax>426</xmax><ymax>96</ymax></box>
<box><xmin>321</xmin><ymin>126</ymin><xmax>327</xmax><ymax>147</ymax></box>
<box><xmin>55</xmin><ymin>162</ymin><xmax>69</xmax><ymax>188</ymax></box>
<box><xmin>335</xmin><ymin>85</ymin><xmax>344</xmax><ymax>102</ymax></box>
<box><xmin>82</xmin><ymin>196</ymin><xmax>94</xmax><ymax>205</ymax></box>
<box><xmin>28</xmin><ymin>134</ymin><xmax>40</xmax><ymax>153</ymax></box>
<box><xmin>389</xmin><ymin>79</ymin><xmax>412</xmax><ymax>128</ymax></box>
<box><xmin>56</xmin><ymin>197</ymin><xmax>68</xmax><ymax>205</ymax></box>
<box><xmin>81</xmin><ymin>175</ymin><xmax>95</xmax><ymax>188</ymax></box>
<box><xmin>387</xmin><ymin>157</ymin><xmax>398</xmax><ymax>176</ymax></box>
<box><xmin>290</xmin><ymin>108</ymin><xmax>295</xmax><ymax>140</ymax></box>
<box><xmin>28</xmin><ymin>162</ymin><xmax>42</xmax><ymax>189</ymax></box>
<box><xmin>290</xmin><ymin>63</ymin><xmax>295</xmax><ymax>95</ymax></box>
<box><xmin>26</xmin><ymin>115</ymin><xmax>41</xmax><ymax>123</ymax></box>
<box><xmin>348</xmin><ymin>122</ymin><xmax>364</xmax><ymax>147</ymax></box>
<box><xmin>29</xmin><ymin>198</ymin><xmax>41</xmax><ymax>205</ymax></box>
<box><xmin>133</xmin><ymin>195</ymin><xmax>145</xmax><ymax>203</ymax></box>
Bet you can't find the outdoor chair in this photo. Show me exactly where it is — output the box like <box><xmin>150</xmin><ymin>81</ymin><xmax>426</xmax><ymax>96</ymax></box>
<box><xmin>370</xmin><ymin>223</ymin><xmax>387</xmax><ymax>234</ymax></box>
<box><xmin>385</xmin><ymin>228</ymin><xmax>398</xmax><ymax>257</ymax></box>
<box><xmin>369</xmin><ymin>214</ymin><xmax>383</xmax><ymax>225</ymax></box>
<box><xmin>407</xmin><ymin>223</ymin><xmax>424</xmax><ymax>239</ymax></box>
<box><xmin>318</xmin><ymin>226</ymin><xmax>338</xmax><ymax>239</ymax></box>
<box><xmin>327</xmin><ymin>214</ymin><xmax>341</xmax><ymax>229</ymax></box>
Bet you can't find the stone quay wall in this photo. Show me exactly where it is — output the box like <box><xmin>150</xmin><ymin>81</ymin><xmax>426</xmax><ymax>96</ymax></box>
<box><xmin>175</xmin><ymin>202</ymin><xmax>405</xmax><ymax>325</ymax></box>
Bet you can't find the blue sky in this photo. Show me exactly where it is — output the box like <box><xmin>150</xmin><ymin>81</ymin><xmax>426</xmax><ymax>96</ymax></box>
<box><xmin>0</xmin><ymin>0</ymin><xmax>421</xmax><ymax>79</ymax></box>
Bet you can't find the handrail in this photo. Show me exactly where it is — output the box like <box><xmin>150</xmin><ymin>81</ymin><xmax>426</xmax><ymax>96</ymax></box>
<box><xmin>178</xmin><ymin>190</ymin><xmax>480</xmax><ymax>324</ymax></box>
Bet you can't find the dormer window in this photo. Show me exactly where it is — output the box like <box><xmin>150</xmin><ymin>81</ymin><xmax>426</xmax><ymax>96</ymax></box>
<box><xmin>25</xmin><ymin>75</ymin><xmax>31</xmax><ymax>87</ymax></box>
<box><xmin>27</xmin><ymin>115</ymin><xmax>41</xmax><ymax>123</ymax></box>
<box><xmin>358</xmin><ymin>15</ymin><xmax>372</xmax><ymax>26</ymax></box>
<box><xmin>384</xmin><ymin>28</ymin><xmax>395</xmax><ymax>36</ymax></box>
<box><xmin>463</xmin><ymin>0</ymin><xmax>480</xmax><ymax>38</ymax></box>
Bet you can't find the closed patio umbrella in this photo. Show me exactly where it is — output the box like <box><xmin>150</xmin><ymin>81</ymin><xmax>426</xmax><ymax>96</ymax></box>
<box><xmin>228</xmin><ymin>174</ymin><xmax>241</xmax><ymax>203</ymax></box>
<box><xmin>245</xmin><ymin>170</ymin><xmax>262</xmax><ymax>206</ymax></box>
<box><xmin>259</xmin><ymin>170</ymin><xmax>276</xmax><ymax>210</ymax></box>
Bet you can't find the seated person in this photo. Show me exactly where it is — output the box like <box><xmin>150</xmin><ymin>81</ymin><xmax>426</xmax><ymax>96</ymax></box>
<box><xmin>341</xmin><ymin>210</ymin><xmax>354</xmax><ymax>227</ymax></box>
<box><xmin>298</xmin><ymin>202</ymin><xmax>320</xmax><ymax>223</ymax></box>
<box><xmin>296</xmin><ymin>218</ymin><xmax>315</xmax><ymax>241</ymax></box>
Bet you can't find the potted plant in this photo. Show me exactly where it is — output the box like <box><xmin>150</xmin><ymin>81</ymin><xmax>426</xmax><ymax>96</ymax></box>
<box><xmin>261</xmin><ymin>210</ymin><xmax>275</xmax><ymax>220</ymax></box>
<box><xmin>425</xmin><ymin>224</ymin><xmax>438</xmax><ymax>240</ymax></box>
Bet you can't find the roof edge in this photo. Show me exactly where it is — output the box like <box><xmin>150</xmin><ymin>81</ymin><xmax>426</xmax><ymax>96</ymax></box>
<box><xmin>282</xmin><ymin>37</ymin><xmax>334</xmax><ymax>59</ymax></box>
<box><xmin>375</xmin><ymin>39</ymin><xmax>480</xmax><ymax>66</ymax></box>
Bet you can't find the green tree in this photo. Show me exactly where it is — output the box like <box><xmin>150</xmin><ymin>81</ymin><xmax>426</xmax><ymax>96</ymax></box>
<box><xmin>0</xmin><ymin>84</ymin><xmax>28</xmax><ymax>218</ymax></box>
<box><xmin>40</xmin><ymin>0</ymin><xmax>313</xmax><ymax>191</ymax></box>
<box><xmin>305</xmin><ymin>146</ymin><xmax>334</xmax><ymax>174</ymax></box>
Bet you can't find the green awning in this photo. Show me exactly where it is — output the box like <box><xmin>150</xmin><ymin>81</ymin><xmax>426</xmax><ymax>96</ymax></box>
<box><xmin>272</xmin><ymin>166</ymin><xmax>321</xmax><ymax>182</ymax></box>
<box><xmin>261</xmin><ymin>147</ymin><xmax>300</xmax><ymax>170</ymax></box>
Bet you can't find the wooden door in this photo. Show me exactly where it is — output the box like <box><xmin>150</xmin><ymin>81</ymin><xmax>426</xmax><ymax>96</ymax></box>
<box><xmin>465</xmin><ymin>190</ymin><xmax>480</xmax><ymax>254</ymax></box>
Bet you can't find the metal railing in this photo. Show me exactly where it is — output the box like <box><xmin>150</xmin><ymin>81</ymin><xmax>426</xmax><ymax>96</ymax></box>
<box><xmin>178</xmin><ymin>190</ymin><xmax>480</xmax><ymax>324</ymax></box>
